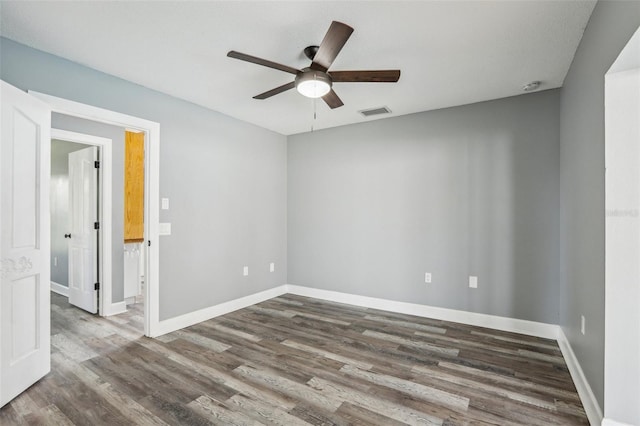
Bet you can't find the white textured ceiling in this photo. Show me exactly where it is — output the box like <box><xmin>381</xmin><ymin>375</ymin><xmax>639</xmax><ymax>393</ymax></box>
<box><xmin>0</xmin><ymin>1</ymin><xmax>596</xmax><ymax>135</ymax></box>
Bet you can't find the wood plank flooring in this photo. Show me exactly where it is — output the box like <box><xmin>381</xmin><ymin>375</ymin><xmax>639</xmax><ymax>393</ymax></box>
<box><xmin>0</xmin><ymin>292</ymin><xmax>588</xmax><ymax>425</ymax></box>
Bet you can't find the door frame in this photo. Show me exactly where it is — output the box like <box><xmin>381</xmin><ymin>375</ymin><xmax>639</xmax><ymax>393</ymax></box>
<box><xmin>31</xmin><ymin>91</ymin><xmax>160</xmax><ymax>337</ymax></box>
<box><xmin>51</xmin><ymin>129</ymin><xmax>112</xmax><ymax>315</ymax></box>
<box><xmin>603</xmin><ymin>25</ymin><xmax>640</xmax><ymax>425</ymax></box>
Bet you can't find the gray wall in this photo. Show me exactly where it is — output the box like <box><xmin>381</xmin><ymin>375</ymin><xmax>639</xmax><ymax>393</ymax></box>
<box><xmin>51</xmin><ymin>115</ymin><xmax>127</xmax><ymax>302</ymax></box>
<box><xmin>0</xmin><ymin>37</ymin><xmax>288</xmax><ymax>320</ymax></box>
<box><xmin>558</xmin><ymin>0</ymin><xmax>640</xmax><ymax>410</ymax></box>
<box><xmin>288</xmin><ymin>90</ymin><xmax>561</xmax><ymax>324</ymax></box>
<box><xmin>50</xmin><ymin>140</ymin><xmax>91</xmax><ymax>286</ymax></box>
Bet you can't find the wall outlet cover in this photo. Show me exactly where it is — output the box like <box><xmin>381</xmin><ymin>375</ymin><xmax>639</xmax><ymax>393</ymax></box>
<box><xmin>270</xmin><ymin>262</ymin><xmax>275</xmax><ymax>272</ymax></box>
<box><xmin>469</xmin><ymin>276</ymin><xmax>478</xmax><ymax>288</ymax></box>
<box><xmin>243</xmin><ymin>266</ymin><xmax>249</xmax><ymax>276</ymax></box>
<box><xmin>425</xmin><ymin>272</ymin><xmax>432</xmax><ymax>283</ymax></box>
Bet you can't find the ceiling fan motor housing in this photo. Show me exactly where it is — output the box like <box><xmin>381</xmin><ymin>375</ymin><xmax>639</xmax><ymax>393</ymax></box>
<box><xmin>295</xmin><ymin>69</ymin><xmax>333</xmax><ymax>98</ymax></box>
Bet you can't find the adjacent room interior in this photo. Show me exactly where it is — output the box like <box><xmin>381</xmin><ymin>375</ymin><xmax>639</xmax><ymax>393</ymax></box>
<box><xmin>1</xmin><ymin>1</ymin><xmax>639</xmax><ymax>425</ymax></box>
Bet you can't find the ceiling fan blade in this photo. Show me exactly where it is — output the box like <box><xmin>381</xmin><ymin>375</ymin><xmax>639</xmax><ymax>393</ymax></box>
<box><xmin>330</xmin><ymin>70</ymin><xmax>401</xmax><ymax>83</ymax></box>
<box><xmin>227</xmin><ymin>51</ymin><xmax>300</xmax><ymax>75</ymax></box>
<box><xmin>310</xmin><ymin>21</ymin><xmax>354</xmax><ymax>72</ymax></box>
<box><xmin>322</xmin><ymin>89</ymin><xmax>344</xmax><ymax>109</ymax></box>
<box><xmin>253</xmin><ymin>81</ymin><xmax>296</xmax><ymax>99</ymax></box>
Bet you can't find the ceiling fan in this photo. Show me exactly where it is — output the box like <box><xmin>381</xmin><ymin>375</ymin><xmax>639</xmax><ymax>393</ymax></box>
<box><xmin>227</xmin><ymin>21</ymin><xmax>401</xmax><ymax>109</ymax></box>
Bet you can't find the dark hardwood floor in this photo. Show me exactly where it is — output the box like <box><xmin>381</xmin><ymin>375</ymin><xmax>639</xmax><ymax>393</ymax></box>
<box><xmin>0</xmin><ymin>292</ymin><xmax>588</xmax><ymax>425</ymax></box>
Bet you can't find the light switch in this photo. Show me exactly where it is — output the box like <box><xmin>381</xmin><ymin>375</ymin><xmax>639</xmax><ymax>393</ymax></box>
<box><xmin>161</xmin><ymin>198</ymin><xmax>170</xmax><ymax>210</ymax></box>
<box><xmin>159</xmin><ymin>222</ymin><xmax>171</xmax><ymax>235</ymax></box>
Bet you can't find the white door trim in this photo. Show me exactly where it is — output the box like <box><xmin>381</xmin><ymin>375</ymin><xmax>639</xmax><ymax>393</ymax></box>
<box><xmin>51</xmin><ymin>129</ymin><xmax>112</xmax><ymax>316</ymax></box>
<box><xmin>31</xmin><ymin>91</ymin><xmax>160</xmax><ymax>337</ymax></box>
<box><xmin>603</xmin><ymin>25</ymin><xmax>640</xmax><ymax>426</ymax></box>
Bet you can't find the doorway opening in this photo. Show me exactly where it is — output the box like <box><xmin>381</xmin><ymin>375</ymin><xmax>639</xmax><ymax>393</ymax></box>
<box><xmin>48</xmin><ymin>123</ymin><xmax>147</xmax><ymax>335</ymax></box>
<box><xmin>50</xmin><ymin>129</ymin><xmax>110</xmax><ymax>316</ymax></box>
<box><xmin>31</xmin><ymin>91</ymin><xmax>161</xmax><ymax>337</ymax></box>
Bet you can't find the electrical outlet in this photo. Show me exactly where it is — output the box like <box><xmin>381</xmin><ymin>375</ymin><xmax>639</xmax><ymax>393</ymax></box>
<box><xmin>469</xmin><ymin>276</ymin><xmax>478</xmax><ymax>289</ymax></box>
<box><xmin>243</xmin><ymin>266</ymin><xmax>249</xmax><ymax>276</ymax></box>
<box><xmin>269</xmin><ymin>262</ymin><xmax>275</xmax><ymax>272</ymax></box>
<box><xmin>424</xmin><ymin>272</ymin><xmax>432</xmax><ymax>283</ymax></box>
<box><xmin>581</xmin><ymin>315</ymin><xmax>586</xmax><ymax>335</ymax></box>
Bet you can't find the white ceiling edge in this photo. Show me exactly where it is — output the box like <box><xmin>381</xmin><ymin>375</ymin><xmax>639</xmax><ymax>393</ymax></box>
<box><xmin>0</xmin><ymin>1</ymin><xmax>597</xmax><ymax>136</ymax></box>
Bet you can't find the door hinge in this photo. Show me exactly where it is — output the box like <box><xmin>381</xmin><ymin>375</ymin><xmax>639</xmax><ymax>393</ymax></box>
<box><xmin>148</xmin><ymin>240</ymin><xmax>151</xmax><ymax>247</ymax></box>
<box><xmin>94</xmin><ymin>282</ymin><xmax>100</xmax><ymax>291</ymax></box>
<box><xmin>94</xmin><ymin>222</ymin><xmax>100</xmax><ymax>230</ymax></box>
<box><xmin>94</xmin><ymin>160</ymin><xmax>100</xmax><ymax>168</ymax></box>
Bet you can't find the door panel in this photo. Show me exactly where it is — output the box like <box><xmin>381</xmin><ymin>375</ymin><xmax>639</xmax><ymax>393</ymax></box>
<box><xmin>11</xmin><ymin>275</ymin><xmax>39</xmax><ymax>361</ymax></box>
<box><xmin>1</xmin><ymin>80</ymin><xmax>51</xmax><ymax>407</ymax></box>
<box><xmin>68</xmin><ymin>146</ymin><xmax>98</xmax><ymax>314</ymax></box>
<box><xmin>11</xmin><ymin>110</ymin><xmax>38</xmax><ymax>249</ymax></box>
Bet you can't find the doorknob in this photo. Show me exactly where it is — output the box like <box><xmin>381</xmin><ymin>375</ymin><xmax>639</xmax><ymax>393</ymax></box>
<box><xmin>64</xmin><ymin>233</ymin><xmax>71</xmax><ymax>239</ymax></box>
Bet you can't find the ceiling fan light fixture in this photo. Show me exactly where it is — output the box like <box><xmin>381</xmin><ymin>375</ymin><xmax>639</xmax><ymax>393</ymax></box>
<box><xmin>295</xmin><ymin>70</ymin><xmax>332</xmax><ymax>98</ymax></box>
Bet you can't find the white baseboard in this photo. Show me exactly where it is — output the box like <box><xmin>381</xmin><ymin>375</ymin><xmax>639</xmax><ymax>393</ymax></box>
<box><xmin>285</xmin><ymin>285</ymin><xmax>558</xmax><ymax>339</ymax></box>
<box><xmin>152</xmin><ymin>285</ymin><xmax>289</xmax><ymax>337</ymax></box>
<box><xmin>104</xmin><ymin>301</ymin><xmax>127</xmax><ymax>317</ymax></box>
<box><xmin>51</xmin><ymin>281</ymin><xmax>126</xmax><ymax>317</ymax></box>
<box><xmin>556</xmin><ymin>327</ymin><xmax>603</xmax><ymax>426</ymax></box>
<box><xmin>50</xmin><ymin>281</ymin><xmax>69</xmax><ymax>297</ymax></box>
<box><xmin>152</xmin><ymin>283</ymin><xmax>558</xmax><ymax>339</ymax></box>
<box><xmin>602</xmin><ymin>419</ymin><xmax>635</xmax><ymax>426</ymax></box>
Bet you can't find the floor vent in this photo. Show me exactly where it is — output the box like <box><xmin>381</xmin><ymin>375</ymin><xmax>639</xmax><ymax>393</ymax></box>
<box><xmin>359</xmin><ymin>106</ymin><xmax>392</xmax><ymax>117</ymax></box>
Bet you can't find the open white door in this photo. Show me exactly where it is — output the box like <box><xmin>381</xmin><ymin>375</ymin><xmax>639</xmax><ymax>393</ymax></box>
<box><xmin>0</xmin><ymin>81</ymin><xmax>51</xmax><ymax>407</ymax></box>
<box><xmin>67</xmin><ymin>146</ymin><xmax>98</xmax><ymax>314</ymax></box>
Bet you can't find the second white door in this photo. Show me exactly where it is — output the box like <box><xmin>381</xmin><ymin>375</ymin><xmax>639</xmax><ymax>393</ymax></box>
<box><xmin>68</xmin><ymin>146</ymin><xmax>99</xmax><ymax>314</ymax></box>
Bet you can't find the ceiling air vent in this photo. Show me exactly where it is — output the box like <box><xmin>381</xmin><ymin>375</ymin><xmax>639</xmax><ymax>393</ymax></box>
<box><xmin>359</xmin><ymin>106</ymin><xmax>392</xmax><ymax>117</ymax></box>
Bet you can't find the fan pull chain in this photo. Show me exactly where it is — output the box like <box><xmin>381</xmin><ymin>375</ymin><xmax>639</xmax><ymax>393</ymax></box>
<box><xmin>311</xmin><ymin>73</ymin><xmax>318</xmax><ymax>132</ymax></box>
<box><xmin>311</xmin><ymin>97</ymin><xmax>317</xmax><ymax>132</ymax></box>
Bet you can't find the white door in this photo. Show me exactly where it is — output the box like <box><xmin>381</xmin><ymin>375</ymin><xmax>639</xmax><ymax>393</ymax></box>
<box><xmin>68</xmin><ymin>146</ymin><xmax>98</xmax><ymax>314</ymax></box>
<box><xmin>0</xmin><ymin>81</ymin><xmax>51</xmax><ymax>407</ymax></box>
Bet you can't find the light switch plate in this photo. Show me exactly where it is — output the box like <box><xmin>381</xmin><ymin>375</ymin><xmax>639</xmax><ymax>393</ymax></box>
<box><xmin>159</xmin><ymin>222</ymin><xmax>171</xmax><ymax>235</ymax></box>
<box><xmin>270</xmin><ymin>262</ymin><xmax>275</xmax><ymax>272</ymax></box>
<box><xmin>161</xmin><ymin>198</ymin><xmax>169</xmax><ymax>210</ymax></box>
<box><xmin>243</xmin><ymin>266</ymin><xmax>249</xmax><ymax>276</ymax></box>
